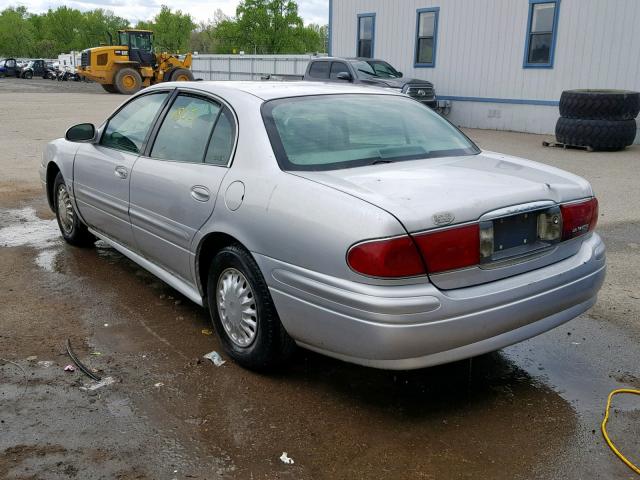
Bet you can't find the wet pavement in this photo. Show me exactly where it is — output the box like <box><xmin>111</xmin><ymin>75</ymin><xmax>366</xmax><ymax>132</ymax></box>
<box><xmin>1</xmin><ymin>82</ymin><xmax>639</xmax><ymax>479</ymax></box>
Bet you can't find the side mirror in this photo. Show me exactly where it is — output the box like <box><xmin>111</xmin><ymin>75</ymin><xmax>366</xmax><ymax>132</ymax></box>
<box><xmin>65</xmin><ymin>123</ymin><xmax>96</xmax><ymax>142</ymax></box>
<box><xmin>336</xmin><ymin>72</ymin><xmax>352</xmax><ymax>81</ymax></box>
<box><xmin>397</xmin><ymin>71</ymin><xmax>403</xmax><ymax>77</ymax></box>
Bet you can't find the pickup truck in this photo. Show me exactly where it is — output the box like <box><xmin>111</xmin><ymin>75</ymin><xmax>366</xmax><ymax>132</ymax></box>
<box><xmin>20</xmin><ymin>60</ymin><xmax>50</xmax><ymax>79</ymax></box>
<box><xmin>267</xmin><ymin>57</ymin><xmax>437</xmax><ymax>109</ymax></box>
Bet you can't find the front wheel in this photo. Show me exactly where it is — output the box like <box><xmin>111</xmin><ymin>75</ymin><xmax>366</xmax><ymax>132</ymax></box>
<box><xmin>53</xmin><ymin>172</ymin><xmax>95</xmax><ymax>247</ymax></box>
<box><xmin>207</xmin><ymin>245</ymin><xmax>295</xmax><ymax>371</ymax></box>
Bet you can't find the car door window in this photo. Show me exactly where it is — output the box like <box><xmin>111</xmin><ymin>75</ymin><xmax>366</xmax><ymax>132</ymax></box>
<box><xmin>330</xmin><ymin>62</ymin><xmax>350</xmax><ymax>80</ymax></box>
<box><xmin>308</xmin><ymin>61</ymin><xmax>329</xmax><ymax>79</ymax></box>
<box><xmin>101</xmin><ymin>92</ymin><xmax>169</xmax><ymax>153</ymax></box>
<box><xmin>204</xmin><ymin>108</ymin><xmax>236</xmax><ymax>166</ymax></box>
<box><xmin>151</xmin><ymin>94</ymin><xmax>221</xmax><ymax>163</ymax></box>
<box><xmin>6</xmin><ymin>59</ymin><xmax>16</xmax><ymax>68</ymax></box>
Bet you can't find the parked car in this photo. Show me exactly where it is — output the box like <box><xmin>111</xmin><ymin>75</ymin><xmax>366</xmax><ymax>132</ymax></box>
<box><xmin>40</xmin><ymin>82</ymin><xmax>605</xmax><ymax>371</ymax></box>
<box><xmin>0</xmin><ymin>58</ymin><xmax>19</xmax><ymax>77</ymax></box>
<box><xmin>302</xmin><ymin>57</ymin><xmax>438</xmax><ymax>109</ymax></box>
<box><xmin>20</xmin><ymin>59</ymin><xmax>48</xmax><ymax>79</ymax></box>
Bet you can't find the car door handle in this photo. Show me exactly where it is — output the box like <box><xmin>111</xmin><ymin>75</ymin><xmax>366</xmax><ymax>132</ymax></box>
<box><xmin>114</xmin><ymin>166</ymin><xmax>128</xmax><ymax>179</ymax></box>
<box><xmin>190</xmin><ymin>186</ymin><xmax>210</xmax><ymax>202</ymax></box>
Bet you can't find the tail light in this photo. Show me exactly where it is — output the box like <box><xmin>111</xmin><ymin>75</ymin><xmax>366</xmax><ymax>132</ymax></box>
<box><xmin>347</xmin><ymin>235</ymin><xmax>425</xmax><ymax>277</ymax></box>
<box><xmin>560</xmin><ymin>198</ymin><xmax>598</xmax><ymax>240</ymax></box>
<box><xmin>412</xmin><ymin>224</ymin><xmax>480</xmax><ymax>274</ymax></box>
<box><xmin>347</xmin><ymin>197</ymin><xmax>598</xmax><ymax>278</ymax></box>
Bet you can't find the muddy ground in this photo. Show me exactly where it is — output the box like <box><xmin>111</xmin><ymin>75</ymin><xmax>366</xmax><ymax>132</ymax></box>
<box><xmin>1</xmin><ymin>77</ymin><xmax>639</xmax><ymax>479</ymax></box>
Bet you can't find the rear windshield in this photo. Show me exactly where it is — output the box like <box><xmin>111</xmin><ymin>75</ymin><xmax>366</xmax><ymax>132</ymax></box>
<box><xmin>262</xmin><ymin>94</ymin><xmax>479</xmax><ymax>171</ymax></box>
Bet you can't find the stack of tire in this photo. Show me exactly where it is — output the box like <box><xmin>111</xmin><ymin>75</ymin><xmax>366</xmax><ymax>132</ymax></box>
<box><xmin>555</xmin><ymin>90</ymin><xmax>640</xmax><ymax>150</ymax></box>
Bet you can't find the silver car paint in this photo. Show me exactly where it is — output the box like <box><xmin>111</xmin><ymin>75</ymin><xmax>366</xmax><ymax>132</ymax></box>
<box><xmin>41</xmin><ymin>81</ymin><xmax>606</xmax><ymax>370</ymax></box>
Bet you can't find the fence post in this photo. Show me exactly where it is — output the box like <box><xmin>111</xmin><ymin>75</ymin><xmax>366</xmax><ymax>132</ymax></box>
<box><xmin>228</xmin><ymin>57</ymin><xmax>232</xmax><ymax>80</ymax></box>
<box><xmin>209</xmin><ymin>57</ymin><xmax>212</xmax><ymax>80</ymax></box>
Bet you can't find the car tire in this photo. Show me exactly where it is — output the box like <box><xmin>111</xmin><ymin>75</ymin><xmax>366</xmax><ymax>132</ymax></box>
<box><xmin>555</xmin><ymin>117</ymin><xmax>637</xmax><ymax>151</ymax></box>
<box><xmin>170</xmin><ymin>68</ymin><xmax>194</xmax><ymax>82</ymax></box>
<box><xmin>114</xmin><ymin>68</ymin><xmax>143</xmax><ymax>95</ymax></box>
<box><xmin>53</xmin><ymin>172</ymin><xmax>95</xmax><ymax>247</ymax></box>
<box><xmin>559</xmin><ymin>90</ymin><xmax>640</xmax><ymax>121</ymax></box>
<box><xmin>101</xmin><ymin>84</ymin><xmax>119</xmax><ymax>93</ymax></box>
<box><xmin>23</xmin><ymin>70</ymin><xmax>33</xmax><ymax>79</ymax></box>
<box><xmin>207</xmin><ymin>245</ymin><xmax>295</xmax><ymax>371</ymax></box>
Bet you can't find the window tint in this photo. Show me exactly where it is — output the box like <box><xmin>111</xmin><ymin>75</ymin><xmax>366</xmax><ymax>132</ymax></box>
<box><xmin>415</xmin><ymin>9</ymin><xmax>438</xmax><ymax>66</ymax></box>
<box><xmin>308</xmin><ymin>61</ymin><xmax>329</xmax><ymax>79</ymax></box>
<box><xmin>101</xmin><ymin>92</ymin><xmax>168</xmax><ymax>153</ymax></box>
<box><xmin>205</xmin><ymin>108</ymin><xmax>235</xmax><ymax>166</ymax></box>
<box><xmin>151</xmin><ymin>95</ymin><xmax>221</xmax><ymax>163</ymax></box>
<box><xmin>330</xmin><ymin>62</ymin><xmax>350</xmax><ymax>80</ymax></box>
<box><xmin>526</xmin><ymin>2</ymin><xmax>557</xmax><ymax>65</ymax></box>
<box><xmin>357</xmin><ymin>15</ymin><xmax>375</xmax><ymax>58</ymax></box>
<box><xmin>263</xmin><ymin>95</ymin><xmax>479</xmax><ymax>171</ymax></box>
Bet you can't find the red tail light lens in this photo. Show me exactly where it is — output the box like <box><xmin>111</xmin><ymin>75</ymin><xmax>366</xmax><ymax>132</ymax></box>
<box><xmin>560</xmin><ymin>198</ymin><xmax>598</xmax><ymax>240</ymax></box>
<box><xmin>413</xmin><ymin>224</ymin><xmax>480</xmax><ymax>274</ymax></box>
<box><xmin>347</xmin><ymin>235</ymin><xmax>425</xmax><ymax>277</ymax></box>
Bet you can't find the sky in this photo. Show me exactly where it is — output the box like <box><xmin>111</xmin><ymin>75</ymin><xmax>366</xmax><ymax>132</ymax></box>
<box><xmin>3</xmin><ymin>0</ymin><xmax>329</xmax><ymax>26</ymax></box>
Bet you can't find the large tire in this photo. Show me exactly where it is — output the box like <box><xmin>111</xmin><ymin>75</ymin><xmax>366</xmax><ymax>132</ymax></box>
<box><xmin>206</xmin><ymin>244</ymin><xmax>295</xmax><ymax>371</ymax></box>
<box><xmin>23</xmin><ymin>70</ymin><xmax>33</xmax><ymax>79</ymax></box>
<box><xmin>53</xmin><ymin>172</ymin><xmax>95</xmax><ymax>247</ymax></box>
<box><xmin>559</xmin><ymin>90</ymin><xmax>640</xmax><ymax>121</ymax></box>
<box><xmin>170</xmin><ymin>68</ymin><xmax>194</xmax><ymax>82</ymax></box>
<box><xmin>114</xmin><ymin>68</ymin><xmax>142</xmax><ymax>95</ymax></box>
<box><xmin>101</xmin><ymin>84</ymin><xmax>119</xmax><ymax>93</ymax></box>
<box><xmin>555</xmin><ymin>117</ymin><xmax>637</xmax><ymax>151</ymax></box>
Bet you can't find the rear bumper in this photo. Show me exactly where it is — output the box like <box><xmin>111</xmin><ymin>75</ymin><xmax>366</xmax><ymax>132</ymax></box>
<box><xmin>257</xmin><ymin>233</ymin><xmax>606</xmax><ymax>370</ymax></box>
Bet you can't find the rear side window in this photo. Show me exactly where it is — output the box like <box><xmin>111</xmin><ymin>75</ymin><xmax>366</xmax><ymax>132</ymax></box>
<box><xmin>101</xmin><ymin>92</ymin><xmax>168</xmax><ymax>153</ymax></box>
<box><xmin>308</xmin><ymin>61</ymin><xmax>329</xmax><ymax>79</ymax></box>
<box><xmin>205</xmin><ymin>108</ymin><xmax>236</xmax><ymax>166</ymax></box>
<box><xmin>151</xmin><ymin>95</ymin><xmax>221</xmax><ymax>163</ymax></box>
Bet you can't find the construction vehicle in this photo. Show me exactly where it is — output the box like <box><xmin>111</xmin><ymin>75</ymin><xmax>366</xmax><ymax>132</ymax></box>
<box><xmin>77</xmin><ymin>29</ymin><xmax>194</xmax><ymax>94</ymax></box>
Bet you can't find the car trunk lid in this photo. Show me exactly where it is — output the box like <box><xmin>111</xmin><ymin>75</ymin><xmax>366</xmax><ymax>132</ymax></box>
<box><xmin>294</xmin><ymin>151</ymin><xmax>593</xmax><ymax>288</ymax></box>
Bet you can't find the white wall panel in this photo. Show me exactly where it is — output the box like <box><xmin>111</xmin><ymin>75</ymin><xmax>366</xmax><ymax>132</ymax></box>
<box><xmin>331</xmin><ymin>0</ymin><xmax>640</xmax><ymax>142</ymax></box>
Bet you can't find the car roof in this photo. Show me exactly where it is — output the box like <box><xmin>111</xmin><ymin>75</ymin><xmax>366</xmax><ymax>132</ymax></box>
<box><xmin>159</xmin><ymin>81</ymin><xmax>399</xmax><ymax>101</ymax></box>
<box><xmin>310</xmin><ymin>57</ymin><xmax>387</xmax><ymax>63</ymax></box>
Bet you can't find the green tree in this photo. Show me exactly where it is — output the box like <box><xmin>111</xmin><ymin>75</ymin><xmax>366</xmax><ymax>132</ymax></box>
<box><xmin>41</xmin><ymin>6</ymin><xmax>84</xmax><ymax>54</ymax></box>
<box><xmin>0</xmin><ymin>7</ymin><xmax>35</xmax><ymax>57</ymax></box>
<box><xmin>137</xmin><ymin>5</ymin><xmax>195</xmax><ymax>53</ymax></box>
<box><xmin>82</xmin><ymin>9</ymin><xmax>130</xmax><ymax>47</ymax></box>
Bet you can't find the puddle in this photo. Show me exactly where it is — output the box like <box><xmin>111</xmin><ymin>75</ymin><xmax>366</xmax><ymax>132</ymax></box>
<box><xmin>0</xmin><ymin>207</ymin><xmax>61</xmax><ymax>272</ymax></box>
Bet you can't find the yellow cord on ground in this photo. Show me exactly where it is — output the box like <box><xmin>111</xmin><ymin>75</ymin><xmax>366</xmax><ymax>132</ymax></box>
<box><xmin>601</xmin><ymin>388</ymin><xmax>640</xmax><ymax>475</ymax></box>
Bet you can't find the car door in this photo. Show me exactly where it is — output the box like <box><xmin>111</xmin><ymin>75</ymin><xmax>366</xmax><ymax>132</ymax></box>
<box><xmin>73</xmin><ymin>91</ymin><xmax>170</xmax><ymax>248</ymax></box>
<box><xmin>329</xmin><ymin>61</ymin><xmax>352</xmax><ymax>82</ymax></box>
<box><xmin>5</xmin><ymin>59</ymin><xmax>17</xmax><ymax>77</ymax></box>
<box><xmin>129</xmin><ymin>91</ymin><xmax>236</xmax><ymax>282</ymax></box>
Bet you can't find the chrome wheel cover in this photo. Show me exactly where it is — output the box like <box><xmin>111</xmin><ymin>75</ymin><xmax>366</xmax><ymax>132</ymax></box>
<box><xmin>56</xmin><ymin>184</ymin><xmax>74</xmax><ymax>235</ymax></box>
<box><xmin>216</xmin><ymin>268</ymin><xmax>258</xmax><ymax>347</ymax></box>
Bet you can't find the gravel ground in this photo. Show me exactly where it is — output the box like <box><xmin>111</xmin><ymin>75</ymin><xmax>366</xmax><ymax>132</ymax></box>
<box><xmin>1</xmin><ymin>77</ymin><xmax>639</xmax><ymax>479</ymax></box>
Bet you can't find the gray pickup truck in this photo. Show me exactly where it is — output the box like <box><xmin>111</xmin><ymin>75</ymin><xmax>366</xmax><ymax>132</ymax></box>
<box><xmin>301</xmin><ymin>57</ymin><xmax>437</xmax><ymax>109</ymax></box>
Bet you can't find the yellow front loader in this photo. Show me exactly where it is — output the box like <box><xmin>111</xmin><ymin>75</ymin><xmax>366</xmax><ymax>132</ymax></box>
<box><xmin>77</xmin><ymin>29</ymin><xmax>194</xmax><ymax>94</ymax></box>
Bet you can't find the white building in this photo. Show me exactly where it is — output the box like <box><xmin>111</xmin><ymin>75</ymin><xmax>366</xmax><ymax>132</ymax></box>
<box><xmin>328</xmin><ymin>0</ymin><xmax>640</xmax><ymax>142</ymax></box>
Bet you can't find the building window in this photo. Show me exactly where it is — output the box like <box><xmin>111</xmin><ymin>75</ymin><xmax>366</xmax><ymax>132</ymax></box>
<box><xmin>357</xmin><ymin>13</ymin><xmax>375</xmax><ymax>58</ymax></box>
<box><xmin>415</xmin><ymin>7</ymin><xmax>439</xmax><ymax>68</ymax></box>
<box><xmin>524</xmin><ymin>0</ymin><xmax>560</xmax><ymax>68</ymax></box>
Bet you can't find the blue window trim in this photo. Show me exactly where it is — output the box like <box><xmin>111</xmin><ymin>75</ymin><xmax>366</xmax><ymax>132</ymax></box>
<box><xmin>414</xmin><ymin>7</ymin><xmax>439</xmax><ymax>68</ymax></box>
<box><xmin>328</xmin><ymin>0</ymin><xmax>333</xmax><ymax>55</ymax></box>
<box><xmin>356</xmin><ymin>13</ymin><xmax>376</xmax><ymax>58</ymax></box>
<box><xmin>523</xmin><ymin>0</ymin><xmax>560</xmax><ymax>69</ymax></box>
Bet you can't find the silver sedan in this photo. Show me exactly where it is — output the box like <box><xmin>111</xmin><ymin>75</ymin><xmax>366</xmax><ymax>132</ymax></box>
<box><xmin>40</xmin><ymin>82</ymin><xmax>606</xmax><ymax>370</ymax></box>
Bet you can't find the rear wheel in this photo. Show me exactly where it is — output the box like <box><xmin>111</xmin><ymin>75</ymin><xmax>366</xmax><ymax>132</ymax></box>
<box><xmin>170</xmin><ymin>68</ymin><xmax>194</xmax><ymax>82</ymax></box>
<box><xmin>53</xmin><ymin>172</ymin><xmax>95</xmax><ymax>247</ymax></box>
<box><xmin>23</xmin><ymin>70</ymin><xmax>33</xmax><ymax>79</ymax></box>
<box><xmin>207</xmin><ymin>245</ymin><xmax>295</xmax><ymax>371</ymax></box>
<box><xmin>101</xmin><ymin>84</ymin><xmax>119</xmax><ymax>93</ymax></box>
<box><xmin>114</xmin><ymin>68</ymin><xmax>142</xmax><ymax>95</ymax></box>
